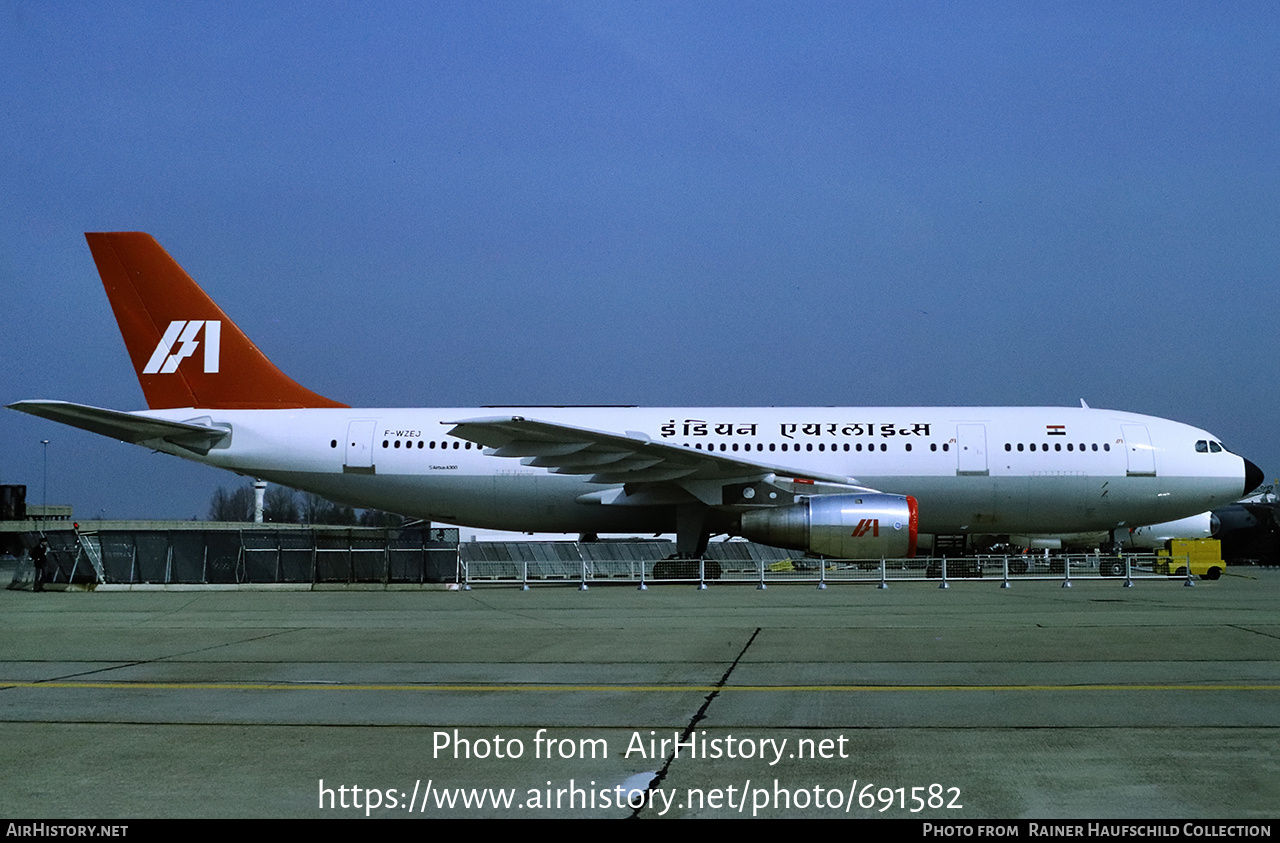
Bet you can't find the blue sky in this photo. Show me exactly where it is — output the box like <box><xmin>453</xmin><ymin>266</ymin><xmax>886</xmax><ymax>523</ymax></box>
<box><xmin>3</xmin><ymin>2</ymin><xmax>1278</xmax><ymax>521</ymax></box>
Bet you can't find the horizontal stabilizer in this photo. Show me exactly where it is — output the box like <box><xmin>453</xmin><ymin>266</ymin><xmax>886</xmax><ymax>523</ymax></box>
<box><xmin>8</xmin><ymin>400</ymin><xmax>230</xmax><ymax>455</ymax></box>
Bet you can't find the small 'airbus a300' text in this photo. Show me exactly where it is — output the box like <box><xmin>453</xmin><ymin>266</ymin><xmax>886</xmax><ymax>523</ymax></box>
<box><xmin>9</xmin><ymin>233</ymin><xmax>1264</xmax><ymax>559</ymax></box>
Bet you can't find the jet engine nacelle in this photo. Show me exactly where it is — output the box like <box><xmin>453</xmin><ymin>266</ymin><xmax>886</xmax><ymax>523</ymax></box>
<box><xmin>1126</xmin><ymin>511</ymin><xmax>1214</xmax><ymax>549</ymax></box>
<box><xmin>738</xmin><ymin>493</ymin><xmax>918</xmax><ymax>558</ymax></box>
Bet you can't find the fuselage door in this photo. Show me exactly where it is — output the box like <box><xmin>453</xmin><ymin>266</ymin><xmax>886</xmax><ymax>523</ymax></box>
<box><xmin>1121</xmin><ymin>424</ymin><xmax>1156</xmax><ymax>477</ymax></box>
<box><xmin>956</xmin><ymin>424</ymin><xmax>989</xmax><ymax>476</ymax></box>
<box><xmin>344</xmin><ymin>419</ymin><xmax>377</xmax><ymax>473</ymax></box>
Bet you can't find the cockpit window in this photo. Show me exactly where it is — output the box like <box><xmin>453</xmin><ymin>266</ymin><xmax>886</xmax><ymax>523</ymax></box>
<box><xmin>1209</xmin><ymin>441</ymin><xmax>1222</xmax><ymax>453</ymax></box>
<box><xmin>1196</xmin><ymin>440</ymin><xmax>1208</xmax><ymax>453</ymax></box>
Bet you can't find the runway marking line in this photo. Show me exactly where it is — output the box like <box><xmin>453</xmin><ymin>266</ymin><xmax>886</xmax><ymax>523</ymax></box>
<box><xmin>2</xmin><ymin>681</ymin><xmax>1279</xmax><ymax>692</ymax></box>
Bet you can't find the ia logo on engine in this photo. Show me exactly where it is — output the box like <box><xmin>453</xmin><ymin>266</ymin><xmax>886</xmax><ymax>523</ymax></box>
<box><xmin>851</xmin><ymin>518</ymin><xmax>880</xmax><ymax>538</ymax></box>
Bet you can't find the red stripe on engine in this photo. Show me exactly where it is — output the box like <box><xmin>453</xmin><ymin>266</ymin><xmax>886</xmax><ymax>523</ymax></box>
<box><xmin>906</xmin><ymin>496</ymin><xmax>919</xmax><ymax>558</ymax></box>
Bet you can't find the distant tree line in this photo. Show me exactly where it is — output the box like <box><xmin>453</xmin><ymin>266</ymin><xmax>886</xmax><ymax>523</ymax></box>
<box><xmin>207</xmin><ymin>483</ymin><xmax>404</xmax><ymax>527</ymax></box>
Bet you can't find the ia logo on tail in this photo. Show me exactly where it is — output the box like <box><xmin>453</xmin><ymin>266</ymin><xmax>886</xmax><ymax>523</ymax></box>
<box><xmin>143</xmin><ymin>320</ymin><xmax>222</xmax><ymax>374</ymax></box>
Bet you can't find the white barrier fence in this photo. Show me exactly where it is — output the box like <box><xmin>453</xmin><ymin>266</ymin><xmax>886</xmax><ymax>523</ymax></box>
<box><xmin>456</xmin><ymin>546</ymin><xmax>1210</xmax><ymax>590</ymax></box>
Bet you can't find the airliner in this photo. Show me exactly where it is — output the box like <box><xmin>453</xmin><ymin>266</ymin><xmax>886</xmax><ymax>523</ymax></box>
<box><xmin>8</xmin><ymin>233</ymin><xmax>1264</xmax><ymax>559</ymax></box>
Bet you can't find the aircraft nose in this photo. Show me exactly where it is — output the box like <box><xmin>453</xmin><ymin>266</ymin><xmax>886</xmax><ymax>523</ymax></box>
<box><xmin>1243</xmin><ymin>458</ymin><xmax>1265</xmax><ymax>497</ymax></box>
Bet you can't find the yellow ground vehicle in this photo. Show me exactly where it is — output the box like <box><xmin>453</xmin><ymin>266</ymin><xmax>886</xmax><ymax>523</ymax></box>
<box><xmin>1155</xmin><ymin>538</ymin><xmax>1224</xmax><ymax>580</ymax></box>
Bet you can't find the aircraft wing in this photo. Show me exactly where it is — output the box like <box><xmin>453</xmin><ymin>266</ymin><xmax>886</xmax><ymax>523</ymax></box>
<box><xmin>446</xmin><ymin>416</ymin><xmax>877</xmax><ymax>502</ymax></box>
<box><xmin>8</xmin><ymin>400</ymin><xmax>230</xmax><ymax>455</ymax></box>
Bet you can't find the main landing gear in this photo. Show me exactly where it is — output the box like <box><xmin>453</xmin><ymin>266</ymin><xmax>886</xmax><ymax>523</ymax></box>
<box><xmin>652</xmin><ymin>504</ymin><xmax>722</xmax><ymax>580</ymax></box>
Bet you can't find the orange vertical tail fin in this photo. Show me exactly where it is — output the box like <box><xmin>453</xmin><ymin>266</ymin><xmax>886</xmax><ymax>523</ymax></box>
<box><xmin>85</xmin><ymin>232</ymin><xmax>347</xmax><ymax>410</ymax></box>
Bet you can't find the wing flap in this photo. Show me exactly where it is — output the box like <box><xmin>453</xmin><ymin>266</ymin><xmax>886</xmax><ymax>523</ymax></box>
<box><xmin>494</xmin><ymin>440</ymin><xmax>593</xmax><ymax>458</ymax></box>
<box><xmin>524</xmin><ymin>450</ymin><xmax>632</xmax><ymax>468</ymax></box>
<box><xmin>588</xmin><ymin>466</ymin><xmax>700</xmax><ymax>484</ymax></box>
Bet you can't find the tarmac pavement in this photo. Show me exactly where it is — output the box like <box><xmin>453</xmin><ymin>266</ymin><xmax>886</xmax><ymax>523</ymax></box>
<box><xmin>1</xmin><ymin>570</ymin><xmax>1277</xmax><ymax>819</ymax></box>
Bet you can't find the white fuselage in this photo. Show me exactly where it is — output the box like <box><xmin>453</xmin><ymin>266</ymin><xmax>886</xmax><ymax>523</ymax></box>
<box><xmin>135</xmin><ymin>405</ymin><xmax>1250</xmax><ymax>537</ymax></box>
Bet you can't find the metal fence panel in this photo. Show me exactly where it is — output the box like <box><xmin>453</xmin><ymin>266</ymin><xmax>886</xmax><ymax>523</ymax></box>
<box><xmin>168</xmin><ymin>532</ymin><xmax>205</xmax><ymax>582</ymax></box>
<box><xmin>97</xmin><ymin>533</ymin><xmax>134</xmax><ymax>582</ymax></box>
